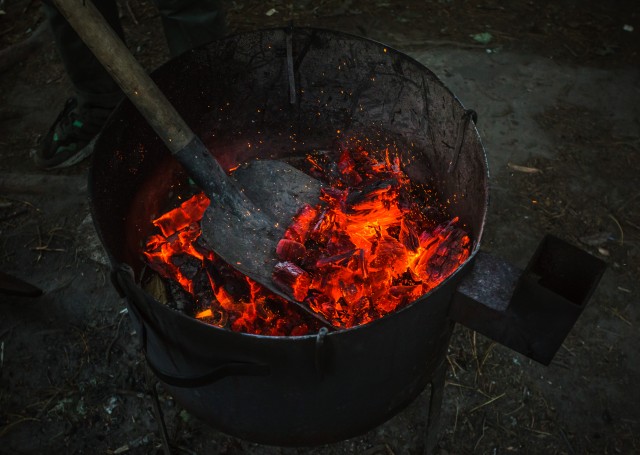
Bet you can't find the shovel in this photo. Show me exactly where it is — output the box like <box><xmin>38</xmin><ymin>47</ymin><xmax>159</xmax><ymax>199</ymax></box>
<box><xmin>52</xmin><ymin>0</ymin><xmax>332</xmax><ymax>327</ymax></box>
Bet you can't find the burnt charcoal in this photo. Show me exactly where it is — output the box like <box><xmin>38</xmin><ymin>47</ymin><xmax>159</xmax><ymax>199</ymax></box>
<box><xmin>223</xmin><ymin>275</ymin><xmax>251</xmax><ymax>303</ymax></box>
<box><xmin>387</xmin><ymin>224</ymin><xmax>401</xmax><ymax>239</ymax></box>
<box><xmin>206</xmin><ymin>256</ymin><xmax>248</xmax><ymax>292</ymax></box>
<box><xmin>368</xmin><ymin>236</ymin><xmax>408</xmax><ymax>275</ymax></box>
<box><xmin>397</xmin><ymin>190</ymin><xmax>415</xmax><ymax>213</ymax></box>
<box><xmin>305</xmin><ymin>291</ymin><xmax>335</xmax><ymax>322</ymax></box>
<box><xmin>321</xmin><ymin>248</ymin><xmax>366</xmax><ymax>276</ymax></box>
<box><xmin>311</xmin><ymin>209</ymin><xmax>328</xmax><ymax>233</ymax></box>
<box><xmin>345</xmin><ymin>179</ymin><xmax>396</xmax><ymax>213</ymax></box>
<box><xmin>192</xmin><ymin>268</ymin><xmax>215</xmax><ymax>307</ymax></box>
<box><xmin>337</xmin><ymin>148</ymin><xmax>356</xmax><ymax>174</ymax></box>
<box><xmin>283</xmin><ymin>204</ymin><xmax>319</xmax><ymax>243</ymax></box>
<box><xmin>337</xmin><ymin>149</ymin><xmax>363</xmax><ymax>186</ymax></box>
<box><xmin>300</xmin><ymin>245</ymin><xmax>324</xmax><ymax>271</ymax></box>
<box><xmin>193</xmin><ymin>237</ymin><xmax>216</xmax><ymax>260</ymax></box>
<box><xmin>170</xmin><ymin>253</ymin><xmax>201</xmax><ymax>280</ymax></box>
<box><xmin>400</xmin><ymin>218</ymin><xmax>420</xmax><ymax>252</ymax></box>
<box><xmin>326</xmin><ymin>231</ymin><xmax>356</xmax><ymax>256</ymax></box>
<box><xmin>276</xmin><ymin>239</ymin><xmax>306</xmax><ymax>262</ymax></box>
<box><xmin>357</xmin><ymin>248</ymin><xmax>368</xmax><ymax>277</ymax></box>
<box><xmin>393</xmin><ymin>270</ymin><xmax>422</xmax><ymax>286</ymax></box>
<box><xmin>316</xmin><ymin>249</ymin><xmax>359</xmax><ymax>268</ymax></box>
<box><xmin>350</xmin><ymin>295</ymin><xmax>373</xmax><ymax>317</ymax></box>
<box><xmin>272</xmin><ymin>261</ymin><xmax>311</xmax><ymax>302</ymax></box>
<box><xmin>337</xmin><ymin>278</ymin><xmax>368</xmax><ymax>308</ymax></box>
<box><xmin>263</xmin><ymin>296</ymin><xmax>322</xmax><ymax>334</ymax></box>
<box><xmin>323</xmin><ymin>161</ymin><xmax>341</xmax><ymax>184</ymax></box>
<box><xmin>389</xmin><ymin>285</ymin><xmax>421</xmax><ymax>300</ymax></box>
<box><xmin>166</xmin><ymin>279</ymin><xmax>193</xmax><ymax>313</ymax></box>
<box><xmin>315</xmin><ymin>263</ymin><xmax>342</xmax><ymax>290</ymax></box>
<box><xmin>308</xmin><ymin>212</ymin><xmax>332</xmax><ymax>245</ymax></box>
<box><xmin>419</xmin><ymin>228</ymin><xmax>470</xmax><ymax>283</ymax></box>
<box><xmin>319</xmin><ymin>187</ymin><xmax>347</xmax><ymax>207</ymax></box>
<box><xmin>205</xmin><ymin>259</ymin><xmax>251</xmax><ymax>303</ymax></box>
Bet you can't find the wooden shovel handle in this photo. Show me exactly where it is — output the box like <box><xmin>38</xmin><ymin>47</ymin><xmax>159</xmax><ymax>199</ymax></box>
<box><xmin>52</xmin><ymin>0</ymin><xmax>250</xmax><ymax>212</ymax></box>
<box><xmin>52</xmin><ymin>0</ymin><xmax>193</xmax><ymax>153</ymax></box>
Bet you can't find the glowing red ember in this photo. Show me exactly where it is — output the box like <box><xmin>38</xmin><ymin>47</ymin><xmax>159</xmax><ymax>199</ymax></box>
<box><xmin>142</xmin><ymin>145</ymin><xmax>471</xmax><ymax>334</ymax></box>
<box><xmin>272</xmin><ymin>147</ymin><xmax>471</xmax><ymax>328</ymax></box>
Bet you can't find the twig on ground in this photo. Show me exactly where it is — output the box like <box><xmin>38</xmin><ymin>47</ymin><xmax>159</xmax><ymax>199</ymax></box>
<box><xmin>30</xmin><ymin>226</ymin><xmax>66</xmax><ymax>260</ymax></box>
<box><xmin>106</xmin><ymin>312</ymin><xmax>127</xmax><ymax>364</ymax></box>
<box><xmin>125</xmin><ymin>0</ymin><xmax>139</xmax><ymax>24</ymax></box>
<box><xmin>560</xmin><ymin>343</ymin><xmax>576</xmax><ymax>357</ymax></box>
<box><xmin>609</xmin><ymin>307</ymin><xmax>632</xmax><ymax>326</ymax></box>
<box><xmin>504</xmin><ymin>402</ymin><xmax>524</xmax><ymax>416</ymax></box>
<box><xmin>560</xmin><ymin>428</ymin><xmax>576</xmax><ymax>455</ymax></box>
<box><xmin>446</xmin><ymin>381</ymin><xmax>480</xmax><ymax>391</ymax></box>
<box><xmin>625</xmin><ymin>219</ymin><xmax>640</xmax><ymax>231</ymax></box>
<box><xmin>617</xmin><ymin>191</ymin><xmax>640</xmax><ymax>211</ymax></box>
<box><xmin>470</xmin><ymin>331</ymin><xmax>482</xmax><ymax>381</ymax></box>
<box><xmin>468</xmin><ymin>392</ymin><xmax>506</xmax><ymax>414</ymax></box>
<box><xmin>110</xmin><ymin>433</ymin><xmax>156</xmax><ymax>455</ymax></box>
<box><xmin>478</xmin><ymin>342</ymin><xmax>496</xmax><ymax>374</ymax></box>
<box><xmin>608</xmin><ymin>214</ymin><xmax>624</xmax><ymax>245</ymax></box>
<box><xmin>473</xmin><ymin>417</ymin><xmax>487</xmax><ymax>451</ymax></box>
<box><xmin>521</xmin><ymin>426</ymin><xmax>552</xmax><ymax>436</ymax></box>
<box><xmin>507</xmin><ymin>162</ymin><xmax>542</xmax><ymax>174</ymax></box>
<box><xmin>453</xmin><ymin>402</ymin><xmax>459</xmax><ymax>434</ymax></box>
<box><xmin>446</xmin><ymin>354</ymin><xmax>462</xmax><ymax>378</ymax></box>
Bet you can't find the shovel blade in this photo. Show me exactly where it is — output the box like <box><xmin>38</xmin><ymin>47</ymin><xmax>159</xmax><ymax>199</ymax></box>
<box><xmin>200</xmin><ymin>160</ymin><xmax>333</xmax><ymax>327</ymax></box>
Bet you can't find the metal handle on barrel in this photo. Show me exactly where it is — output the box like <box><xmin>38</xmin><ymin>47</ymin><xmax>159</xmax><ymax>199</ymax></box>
<box><xmin>113</xmin><ymin>265</ymin><xmax>270</xmax><ymax>387</ymax></box>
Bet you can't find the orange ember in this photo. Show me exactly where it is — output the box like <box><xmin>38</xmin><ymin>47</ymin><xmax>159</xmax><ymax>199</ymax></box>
<box><xmin>143</xmin><ymin>146</ymin><xmax>471</xmax><ymax>335</ymax></box>
<box><xmin>272</xmin><ymin>147</ymin><xmax>471</xmax><ymax>328</ymax></box>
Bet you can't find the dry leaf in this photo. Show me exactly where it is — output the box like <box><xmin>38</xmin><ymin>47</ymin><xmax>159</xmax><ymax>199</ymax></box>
<box><xmin>507</xmin><ymin>162</ymin><xmax>542</xmax><ymax>174</ymax></box>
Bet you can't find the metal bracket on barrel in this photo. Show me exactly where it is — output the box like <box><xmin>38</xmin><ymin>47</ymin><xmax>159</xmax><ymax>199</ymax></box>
<box><xmin>315</xmin><ymin>327</ymin><xmax>329</xmax><ymax>380</ymax></box>
<box><xmin>449</xmin><ymin>235</ymin><xmax>606</xmax><ymax>365</ymax></box>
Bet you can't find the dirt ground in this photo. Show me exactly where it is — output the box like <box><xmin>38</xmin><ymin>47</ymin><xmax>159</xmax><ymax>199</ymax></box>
<box><xmin>1</xmin><ymin>0</ymin><xmax>639</xmax><ymax>454</ymax></box>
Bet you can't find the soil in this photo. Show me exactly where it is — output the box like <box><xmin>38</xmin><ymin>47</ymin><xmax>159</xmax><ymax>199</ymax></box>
<box><xmin>1</xmin><ymin>1</ymin><xmax>639</xmax><ymax>454</ymax></box>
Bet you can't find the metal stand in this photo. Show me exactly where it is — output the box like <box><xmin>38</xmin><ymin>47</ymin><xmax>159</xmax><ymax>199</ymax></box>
<box><xmin>424</xmin><ymin>360</ymin><xmax>447</xmax><ymax>455</ymax></box>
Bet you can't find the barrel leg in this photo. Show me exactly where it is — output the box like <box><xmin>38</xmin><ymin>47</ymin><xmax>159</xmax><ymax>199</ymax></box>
<box><xmin>424</xmin><ymin>359</ymin><xmax>446</xmax><ymax>455</ymax></box>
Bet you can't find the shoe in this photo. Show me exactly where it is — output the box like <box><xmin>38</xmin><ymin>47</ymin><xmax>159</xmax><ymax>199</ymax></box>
<box><xmin>35</xmin><ymin>98</ymin><xmax>109</xmax><ymax>170</ymax></box>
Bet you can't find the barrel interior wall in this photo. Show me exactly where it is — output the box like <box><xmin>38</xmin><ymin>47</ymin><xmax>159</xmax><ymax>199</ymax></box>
<box><xmin>92</xmin><ymin>28</ymin><xmax>488</xmax><ymax>275</ymax></box>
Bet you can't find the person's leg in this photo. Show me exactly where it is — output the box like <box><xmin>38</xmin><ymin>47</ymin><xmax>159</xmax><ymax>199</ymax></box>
<box><xmin>37</xmin><ymin>0</ymin><xmax>124</xmax><ymax>169</ymax></box>
<box><xmin>153</xmin><ymin>0</ymin><xmax>227</xmax><ymax>57</ymax></box>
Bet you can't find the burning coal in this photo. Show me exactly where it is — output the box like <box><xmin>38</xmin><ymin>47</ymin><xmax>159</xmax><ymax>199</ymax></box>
<box><xmin>143</xmin><ymin>145</ymin><xmax>470</xmax><ymax>335</ymax></box>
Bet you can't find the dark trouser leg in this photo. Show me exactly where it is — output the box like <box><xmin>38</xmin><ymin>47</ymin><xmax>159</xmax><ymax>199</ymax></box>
<box><xmin>41</xmin><ymin>0</ymin><xmax>124</xmax><ymax>113</ymax></box>
<box><xmin>152</xmin><ymin>0</ymin><xmax>227</xmax><ymax>57</ymax></box>
<box><xmin>42</xmin><ymin>0</ymin><xmax>226</xmax><ymax>108</ymax></box>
